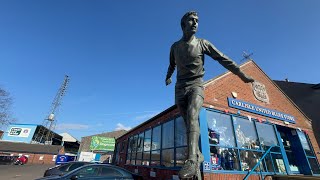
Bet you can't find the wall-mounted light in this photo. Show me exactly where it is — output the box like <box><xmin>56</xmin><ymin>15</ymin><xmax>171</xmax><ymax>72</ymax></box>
<box><xmin>232</xmin><ymin>92</ymin><xmax>238</xmax><ymax>98</ymax></box>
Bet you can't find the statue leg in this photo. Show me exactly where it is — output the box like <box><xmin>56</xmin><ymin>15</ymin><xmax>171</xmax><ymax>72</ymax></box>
<box><xmin>178</xmin><ymin>87</ymin><xmax>204</xmax><ymax>179</ymax></box>
<box><xmin>188</xmin><ymin>93</ymin><xmax>203</xmax><ymax>180</ymax></box>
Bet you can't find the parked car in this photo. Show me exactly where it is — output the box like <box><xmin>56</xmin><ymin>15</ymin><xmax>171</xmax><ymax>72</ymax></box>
<box><xmin>37</xmin><ymin>164</ymin><xmax>143</xmax><ymax>180</ymax></box>
<box><xmin>44</xmin><ymin>162</ymin><xmax>92</xmax><ymax>177</ymax></box>
<box><xmin>14</xmin><ymin>155</ymin><xmax>28</xmax><ymax>165</ymax></box>
<box><xmin>0</xmin><ymin>155</ymin><xmax>18</xmax><ymax>165</ymax></box>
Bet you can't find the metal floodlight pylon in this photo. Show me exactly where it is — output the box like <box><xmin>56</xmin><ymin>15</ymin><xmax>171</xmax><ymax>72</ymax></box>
<box><xmin>33</xmin><ymin>75</ymin><xmax>70</xmax><ymax>145</ymax></box>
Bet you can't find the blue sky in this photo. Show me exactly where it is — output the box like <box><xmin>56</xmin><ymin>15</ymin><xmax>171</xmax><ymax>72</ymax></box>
<box><xmin>0</xmin><ymin>1</ymin><xmax>319</xmax><ymax>140</ymax></box>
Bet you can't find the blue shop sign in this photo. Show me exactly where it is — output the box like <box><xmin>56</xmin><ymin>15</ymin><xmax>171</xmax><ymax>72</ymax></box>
<box><xmin>227</xmin><ymin>98</ymin><xmax>295</xmax><ymax>123</ymax></box>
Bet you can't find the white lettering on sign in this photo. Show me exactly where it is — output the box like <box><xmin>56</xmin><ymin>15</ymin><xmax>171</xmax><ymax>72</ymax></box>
<box><xmin>8</xmin><ymin>127</ymin><xmax>31</xmax><ymax>138</ymax></box>
<box><xmin>230</xmin><ymin>98</ymin><xmax>295</xmax><ymax>122</ymax></box>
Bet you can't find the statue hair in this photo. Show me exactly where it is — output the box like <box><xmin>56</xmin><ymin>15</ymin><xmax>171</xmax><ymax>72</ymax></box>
<box><xmin>180</xmin><ymin>11</ymin><xmax>198</xmax><ymax>30</ymax></box>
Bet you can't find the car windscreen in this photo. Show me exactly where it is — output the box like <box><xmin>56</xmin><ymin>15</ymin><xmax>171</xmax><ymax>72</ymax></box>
<box><xmin>67</xmin><ymin>163</ymin><xmax>87</xmax><ymax>172</ymax></box>
<box><xmin>57</xmin><ymin>163</ymin><xmax>72</xmax><ymax>171</ymax></box>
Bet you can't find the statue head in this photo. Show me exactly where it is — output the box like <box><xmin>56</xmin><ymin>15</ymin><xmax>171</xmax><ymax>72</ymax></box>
<box><xmin>180</xmin><ymin>11</ymin><xmax>198</xmax><ymax>35</ymax></box>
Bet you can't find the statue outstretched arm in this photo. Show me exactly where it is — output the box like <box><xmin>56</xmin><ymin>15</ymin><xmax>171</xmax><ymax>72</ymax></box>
<box><xmin>202</xmin><ymin>40</ymin><xmax>254</xmax><ymax>83</ymax></box>
<box><xmin>166</xmin><ymin>46</ymin><xmax>176</xmax><ymax>86</ymax></box>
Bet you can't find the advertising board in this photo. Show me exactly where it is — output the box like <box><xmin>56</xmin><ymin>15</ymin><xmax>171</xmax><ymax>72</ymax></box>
<box><xmin>55</xmin><ymin>155</ymin><xmax>76</xmax><ymax>165</ymax></box>
<box><xmin>90</xmin><ymin>136</ymin><xmax>115</xmax><ymax>151</ymax></box>
<box><xmin>2</xmin><ymin>124</ymin><xmax>37</xmax><ymax>143</ymax></box>
<box><xmin>78</xmin><ymin>152</ymin><xmax>95</xmax><ymax>162</ymax></box>
<box><xmin>8</xmin><ymin>127</ymin><xmax>31</xmax><ymax>138</ymax></box>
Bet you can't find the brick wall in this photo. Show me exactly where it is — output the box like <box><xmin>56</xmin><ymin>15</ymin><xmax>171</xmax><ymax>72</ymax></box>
<box><xmin>115</xmin><ymin>61</ymin><xmax>320</xmax><ymax>179</ymax></box>
<box><xmin>125</xmin><ymin>164</ymin><xmax>268</xmax><ymax>180</ymax></box>
<box><xmin>203</xmin><ymin>173</ymin><xmax>272</xmax><ymax>180</ymax></box>
<box><xmin>203</xmin><ymin>61</ymin><xmax>320</xmax><ymax>161</ymax></box>
<box><xmin>3</xmin><ymin>152</ymin><xmax>56</xmax><ymax>164</ymax></box>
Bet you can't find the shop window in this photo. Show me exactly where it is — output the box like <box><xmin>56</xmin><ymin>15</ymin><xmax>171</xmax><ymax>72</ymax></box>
<box><xmin>297</xmin><ymin>131</ymin><xmax>313</xmax><ymax>156</ymax></box>
<box><xmin>308</xmin><ymin>158</ymin><xmax>320</xmax><ymax>174</ymax></box>
<box><xmin>126</xmin><ymin>137</ymin><xmax>133</xmax><ymax>164</ymax></box>
<box><xmin>256</xmin><ymin>123</ymin><xmax>279</xmax><ymax>151</ymax></box>
<box><xmin>130</xmin><ymin>135</ymin><xmax>138</xmax><ymax>165</ymax></box>
<box><xmin>150</xmin><ymin>150</ymin><xmax>160</xmax><ymax>166</ymax></box>
<box><xmin>120</xmin><ymin>141</ymin><xmax>125</xmax><ymax>152</ymax></box>
<box><xmin>127</xmin><ymin>137</ymin><xmax>132</xmax><ymax>153</ymax></box>
<box><xmin>286</xmin><ymin>150</ymin><xmax>300</xmax><ymax>172</ymax></box>
<box><xmin>136</xmin><ymin>153</ymin><xmax>142</xmax><ymax>165</ymax></box>
<box><xmin>175</xmin><ymin>116</ymin><xmax>187</xmax><ymax>147</ymax></box>
<box><xmin>152</xmin><ymin>126</ymin><xmax>161</xmax><ymax>150</ymax></box>
<box><xmin>121</xmin><ymin>141</ymin><xmax>125</xmax><ymax>152</ymax></box>
<box><xmin>297</xmin><ymin>131</ymin><xmax>320</xmax><ymax>174</ymax></box>
<box><xmin>143</xmin><ymin>129</ymin><xmax>151</xmax><ymax>166</ymax></box>
<box><xmin>142</xmin><ymin>151</ymin><xmax>150</xmax><ymax>166</ymax></box>
<box><xmin>136</xmin><ymin>160</ymin><xmax>142</xmax><ymax>165</ymax></box>
<box><xmin>207</xmin><ymin>111</ymin><xmax>235</xmax><ymax>147</ymax></box>
<box><xmin>137</xmin><ymin>132</ymin><xmax>144</xmax><ymax>153</ymax></box>
<box><xmin>162</xmin><ymin>120</ymin><xmax>174</xmax><ymax>149</ymax></box>
<box><xmin>205</xmin><ymin>110</ymin><xmax>284</xmax><ymax>174</ymax></box>
<box><xmin>262</xmin><ymin>152</ymin><xmax>284</xmax><ymax>174</ymax></box>
<box><xmin>271</xmin><ymin>154</ymin><xmax>286</xmax><ymax>173</ymax></box>
<box><xmin>210</xmin><ymin>146</ymin><xmax>240</xmax><ymax>171</ymax></box>
<box><xmin>143</xmin><ymin>130</ymin><xmax>152</xmax><ymax>151</ymax></box>
<box><xmin>176</xmin><ymin>147</ymin><xmax>187</xmax><ymax>167</ymax></box>
<box><xmin>161</xmin><ymin>149</ymin><xmax>174</xmax><ymax>167</ymax></box>
<box><xmin>234</xmin><ymin>117</ymin><xmax>260</xmax><ymax>150</ymax></box>
<box><xmin>135</xmin><ymin>132</ymin><xmax>144</xmax><ymax>165</ymax></box>
<box><xmin>239</xmin><ymin>150</ymin><xmax>264</xmax><ymax>172</ymax></box>
<box><xmin>264</xmin><ymin>153</ymin><xmax>274</xmax><ymax>172</ymax></box>
<box><xmin>115</xmin><ymin>143</ymin><xmax>120</xmax><ymax>164</ymax></box>
<box><xmin>126</xmin><ymin>154</ymin><xmax>131</xmax><ymax>164</ymax></box>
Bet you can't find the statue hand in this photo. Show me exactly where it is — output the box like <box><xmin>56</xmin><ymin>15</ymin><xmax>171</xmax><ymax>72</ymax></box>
<box><xmin>165</xmin><ymin>78</ymin><xmax>172</xmax><ymax>86</ymax></box>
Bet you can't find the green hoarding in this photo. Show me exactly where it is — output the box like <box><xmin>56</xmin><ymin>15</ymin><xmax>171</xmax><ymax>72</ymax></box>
<box><xmin>90</xmin><ymin>136</ymin><xmax>115</xmax><ymax>151</ymax></box>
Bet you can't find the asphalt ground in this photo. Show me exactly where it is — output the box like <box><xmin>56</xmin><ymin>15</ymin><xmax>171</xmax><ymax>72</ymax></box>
<box><xmin>0</xmin><ymin>164</ymin><xmax>53</xmax><ymax>180</ymax></box>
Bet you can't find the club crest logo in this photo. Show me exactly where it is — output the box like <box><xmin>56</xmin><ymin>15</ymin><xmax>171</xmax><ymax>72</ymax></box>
<box><xmin>252</xmin><ymin>81</ymin><xmax>269</xmax><ymax>103</ymax></box>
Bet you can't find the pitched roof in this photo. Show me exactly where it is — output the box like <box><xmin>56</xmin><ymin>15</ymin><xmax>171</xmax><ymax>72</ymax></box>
<box><xmin>274</xmin><ymin>80</ymin><xmax>319</xmax><ymax>121</ymax></box>
<box><xmin>60</xmin><ymin>132</ymin><xmax>79</xmax><ymax>142</ymax></box>
<box><xmin>117</xmin><ymin>60</ymin><xmax>313</xmax><ymax>140</ymax></box>
<box><xmin>0</xmin><ymin>141</ymin><xmax>62</xmax><ymax>154</ymax></box>
<box><xmin>82</xmin><ymin>130</ymin><xmax>127</xmax><ymax>139</ymax></box>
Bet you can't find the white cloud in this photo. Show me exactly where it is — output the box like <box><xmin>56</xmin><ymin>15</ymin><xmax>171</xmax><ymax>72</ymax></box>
<box><xmin>115</xmin><ymin>123</ymin><xmax>131</xmax><ymax>131</ymax></box>
<box><xmin>55</xmin><ymin>123</ymin><xmax>89</xmax><ymax>130</ymax></box>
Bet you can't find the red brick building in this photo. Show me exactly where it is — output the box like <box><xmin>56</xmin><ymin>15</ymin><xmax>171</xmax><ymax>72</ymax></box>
<box><xmin>0</xmin><ymin>141</ymin><xmax>64</xmax><ymax>164</ymax></box>
<box><xmin>114</xmin><ymin>60</ymin><xmax>320</xmax><ymax>179</ymax></box>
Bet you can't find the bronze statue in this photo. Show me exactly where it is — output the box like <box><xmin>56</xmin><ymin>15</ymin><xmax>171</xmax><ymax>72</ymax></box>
<box><xmin>165</xmin><ymin>11</ymin><xmax>254</xmax><ymax>179</ymax></box>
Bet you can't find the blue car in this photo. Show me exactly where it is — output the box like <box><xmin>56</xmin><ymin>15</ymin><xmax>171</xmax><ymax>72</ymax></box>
<box><xmin>37</xmin><ymin>164</ymin><xmax>143</xmax><ymax>180</ymax></box>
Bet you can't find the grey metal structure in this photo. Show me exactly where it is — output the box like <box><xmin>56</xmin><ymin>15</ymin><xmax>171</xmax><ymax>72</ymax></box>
<box><xmin>33</xmin><ymin>75</ymin><xmax>70</xmax><ymax>145</ymax></box>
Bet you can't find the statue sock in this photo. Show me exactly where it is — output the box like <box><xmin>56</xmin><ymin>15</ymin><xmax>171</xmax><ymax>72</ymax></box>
<box><xmin>179</xmin><ymin>131</ymin><xmax>202</xmax><ymax>179</ymax></box>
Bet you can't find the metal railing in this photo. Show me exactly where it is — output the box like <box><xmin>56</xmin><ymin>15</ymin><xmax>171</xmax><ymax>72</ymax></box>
<box><xmin>243</xmin><ymin>145</ymin><xmax>275</xmax><ymax>180</ymax></box>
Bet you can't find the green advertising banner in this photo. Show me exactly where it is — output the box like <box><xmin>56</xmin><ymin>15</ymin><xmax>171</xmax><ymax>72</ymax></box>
<box><xmin>90</xmin><ymin>136</ymin><xmax>115</xmax><ymax>151</ymax></box>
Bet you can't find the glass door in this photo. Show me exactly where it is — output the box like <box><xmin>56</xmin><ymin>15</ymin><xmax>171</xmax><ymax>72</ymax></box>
<box><xmin>276</xmin><ymin>125</ymin><xmax>312</xmax><ymax>175</ymax></box>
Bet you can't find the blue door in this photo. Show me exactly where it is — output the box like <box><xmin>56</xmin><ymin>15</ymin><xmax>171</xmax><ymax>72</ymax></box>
<box><xmin>95</xmin><ymin>153</ymin><xmax>101</xmax><ymax>161</ymax></box>
<box><xmin>276</xmin><ymin>126</ymin><xmax>312</xmax><ymax>175</ymax></box>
